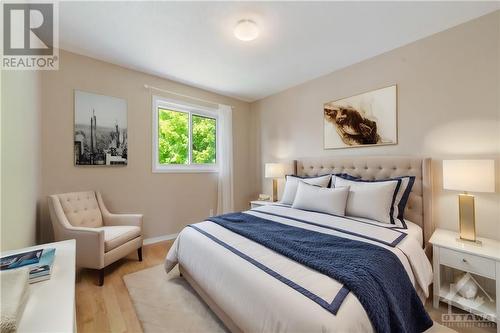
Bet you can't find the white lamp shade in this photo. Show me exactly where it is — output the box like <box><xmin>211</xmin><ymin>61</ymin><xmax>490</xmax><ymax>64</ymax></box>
<box><xmin>265</xmin><ymin>163</ymin><xmax>285</xmax><ymax>179</ymax></box>
<box><xmin>443</xmin><ymin>160</ymin><xmax>495</xmax><ymax>193</ymax></box>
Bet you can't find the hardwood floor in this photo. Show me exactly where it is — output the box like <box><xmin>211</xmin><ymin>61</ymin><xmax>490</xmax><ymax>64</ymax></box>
<box><xmin>76</xmin><ymin>240</ymin><xmax>496</xmax><ymax>333</ymax></box>
<box><xmin>75</xmin><ymin>240</ymin><xmax>173</xmax><ymax>333</ymax></box>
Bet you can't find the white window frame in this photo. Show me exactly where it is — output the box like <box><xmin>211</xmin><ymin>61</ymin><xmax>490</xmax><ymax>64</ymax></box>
<box><xmin>152</xmin><ymin>95</ymin><xmax>219</xmax><ymax>173</ymax></box>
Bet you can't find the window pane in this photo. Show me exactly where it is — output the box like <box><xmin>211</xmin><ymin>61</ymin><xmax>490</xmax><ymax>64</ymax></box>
<box><xmin>158</xmin><ymin>108</ymin><xmax>189</xmax><ymax>164</ymax></box>
<box><xmin>192</xmin><ymin>115</ymin><xmax>216</xmax><ymax>164</ymax></box>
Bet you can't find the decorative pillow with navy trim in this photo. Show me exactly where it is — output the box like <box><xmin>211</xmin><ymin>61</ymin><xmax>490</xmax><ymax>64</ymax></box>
<box><xmin>334</xmin><ymin>176</ymin><xmax>402</xmax><ymax>225</ymax></box>
<box><xmin>334</xmin><ymin>175</ymin><xmax>415</xmax><ymax>228</ymax></box>
<box><xmin>281</xmin><ymin>174</ymin><xmax>331</xmax><ymax>205</ymax></box>
<box><xmin>329</xmin><ymin>173</ymin><xmax>360</xmax><ymax>187</ymax></box>
<box><xmin>392</xmin><ymin>176</ymin><xmax>416</xmax><ymax>228</ymax></box>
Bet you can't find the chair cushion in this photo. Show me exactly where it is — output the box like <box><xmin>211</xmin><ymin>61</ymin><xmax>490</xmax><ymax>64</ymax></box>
<box><xmin>98</xmin><ymin>226</ymin><xmax>141</xmax><ymax>252</ymax></box>
<box><xmin>58</xmin><ymin>191</ymin><xmax>103</xmax><ymax>228</ymax></box>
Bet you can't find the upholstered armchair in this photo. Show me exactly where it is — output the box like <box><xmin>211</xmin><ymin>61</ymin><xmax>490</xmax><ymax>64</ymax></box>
<box><xmin>48</xmin><ymin>191</ymin><xmax>143</xmax><ymax>286</ymax></box>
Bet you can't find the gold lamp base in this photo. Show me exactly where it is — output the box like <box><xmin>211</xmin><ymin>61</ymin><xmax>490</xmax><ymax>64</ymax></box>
<box><xmin>456</xmin><ymin>237</ymin><xmax>482</xmax><ymax>246</ymax></box>
<box><xmin>272</xmin><ymin>179</ymin><xmax>278</xmax><ymax>202</ymax></box>
<box><xmin>458</xmin><ymin>193</ymin><xmax>479</xmax><ymax>244</ymax></box>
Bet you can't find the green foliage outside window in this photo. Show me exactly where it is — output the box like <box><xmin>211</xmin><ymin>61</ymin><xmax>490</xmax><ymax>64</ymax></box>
<box><xmin>192</xmin><ymin>115</ymin><xmax>216</xmax><ymax>164</ymax></box>
<box><xmin>158</xmin><ymin>109</ymin><xmax>188</xmax><ymax>164</ymax></box>
<box><xmin>158</xmin><ymin>108</ymin><xmax>216</xmax><ymax>165</ymax></box>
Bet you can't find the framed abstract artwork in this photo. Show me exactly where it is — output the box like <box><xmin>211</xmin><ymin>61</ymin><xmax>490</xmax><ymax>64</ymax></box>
<box><xmin>324</xmin><ymin>85</ymin><xmax>397</xmax><ymax>149</ymax></box>
<box><xmin>74</xmin><ymin>90</ymin><xmax>128</xmax><ymax>166</ymax></box>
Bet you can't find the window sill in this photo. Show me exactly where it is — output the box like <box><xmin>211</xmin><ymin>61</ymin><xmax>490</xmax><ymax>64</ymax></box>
<box><xmin>152</xmin><ymin>166</ymin><xmax>219</xmax><ymax>174</ymax></box>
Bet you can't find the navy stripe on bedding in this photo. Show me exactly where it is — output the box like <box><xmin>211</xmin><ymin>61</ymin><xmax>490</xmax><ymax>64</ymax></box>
<box><xmin>205</xmin><ymin>212</ymin><xmax>433</xmax><ymax>333</ymax></box>
<box><xmin>188</xmin><ymin>224</ymin><xmax>349</xmax><ymax>315</ymax></box>
<box><xmin>331</xmin><ymin>286</ymin><xmax>350</xmax><ymax>309</ymax></box>
<box><xmin>259</xmin><ymin>205</ymin><xmax>408</xmax><ymax>230</ymax></box>
<box><xmin>250</xmin><ymin>210</ymin><xmax>407</xmax><ymax>247</ymax></box>
<box><xmin>256</xmin><ymin>204</ymin><xmax>409</xmax><ymax>230</ymax></box>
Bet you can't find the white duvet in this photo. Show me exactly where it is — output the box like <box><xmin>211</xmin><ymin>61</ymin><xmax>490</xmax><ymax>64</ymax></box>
<box><xmin>165</xmin><ymin>205</ymin><xmax>433</xmax><ymax>333</ymax></box>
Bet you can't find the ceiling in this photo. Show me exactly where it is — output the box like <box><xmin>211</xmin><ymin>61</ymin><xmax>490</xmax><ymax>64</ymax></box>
<box><xmin>59</xmin><ymin>2</ymin><xmax>499</xmax><ymax>102</ymax></box>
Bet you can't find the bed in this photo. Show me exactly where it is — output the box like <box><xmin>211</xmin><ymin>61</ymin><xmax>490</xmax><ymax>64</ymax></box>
<box><xmin>165</xmin><ymin>156</ymin><xmax>435</xmax><ymax>333</ymax></box>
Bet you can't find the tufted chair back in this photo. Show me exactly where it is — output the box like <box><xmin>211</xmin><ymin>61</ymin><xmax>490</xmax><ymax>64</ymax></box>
<box><xmin>56</xmin><ymin>191</ymin><xmax>103</xmax><ymax>228</ymax></box>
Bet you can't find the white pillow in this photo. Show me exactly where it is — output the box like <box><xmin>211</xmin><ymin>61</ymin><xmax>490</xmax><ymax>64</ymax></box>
<box><xmin>292</xmin><ymin>181</ymin><xmax>349</xmax><ymax>216</ymax></box>
<box><xmin>333</xmin><ymin>175</ymin><xmax>415</xmax><ymax>227</ymax></box>
<box><xmin>335</xmin><ymin>177</ymin><xmax>400</xmax><ymax>224</ymax></box>
<box><xmin>281</xmin><ymin>174</ymin><xmax>331</xmax><ymax>205</ymax></box>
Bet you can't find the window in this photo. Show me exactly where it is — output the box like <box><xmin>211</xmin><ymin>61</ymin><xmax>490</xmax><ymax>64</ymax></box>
<box><xmin>153</xmin><ymin>96</ymin><xmax>218</xmax><ymax>172</ymax></box>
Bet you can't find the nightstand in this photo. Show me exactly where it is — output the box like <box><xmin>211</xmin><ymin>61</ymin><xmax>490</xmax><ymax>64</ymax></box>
<box><xmin>430</xmin><ymin>228</ymin><xmax>500</xmax><ymax>332</ymax></box>
<box><xmin>250</xmin><ymin>200</ymin><xmax>275</xmax><ymax>209</ymax></box>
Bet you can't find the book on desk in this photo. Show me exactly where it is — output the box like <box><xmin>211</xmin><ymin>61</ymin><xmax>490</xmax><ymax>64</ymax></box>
<box><xmin>0</xmin><ymin>248</ymin><xmax>56</xmax><ymax>283</ymax></box>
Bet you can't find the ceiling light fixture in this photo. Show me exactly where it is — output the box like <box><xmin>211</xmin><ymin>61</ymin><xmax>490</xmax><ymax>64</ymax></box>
<box><xmin>234</xmin><ymin>19</ymin><xmax>259</xmax><ymax>42</ymax></box>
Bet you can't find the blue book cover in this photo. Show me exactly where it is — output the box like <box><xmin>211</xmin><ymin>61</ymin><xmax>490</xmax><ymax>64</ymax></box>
<box><xmin>34</xmin><ymin>248</ymin><xmax>56</xmax><ymax>268</ymax></box>
<box><xmin>0</xmin><ymin>249</ymin><xmax>43</xmax><ymax>270</ymax></box>
<box><xmin>0</xmin><ymin>248</ymin><xmax>56</xmax><ymax>277</ymax></box>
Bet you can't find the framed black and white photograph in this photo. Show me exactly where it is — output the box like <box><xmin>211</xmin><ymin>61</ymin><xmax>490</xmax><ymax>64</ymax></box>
<box><xmin>324</xmin><ymin>85</ymin><xmax>397</xmax><ymax>149</ymax></box>
<box><xmin>74</xmin><ymin>90</ymin><xmax>128</xmax><ymax>165</ymax></box>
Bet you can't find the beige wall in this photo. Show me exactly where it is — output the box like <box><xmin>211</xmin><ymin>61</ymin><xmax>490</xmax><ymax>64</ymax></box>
<box><xmin>251</xmin><ymin>11</ymin><xmax>500</xmax><ymax>240</ymax></box>
<box><xmin>41</xmin><ymin>50</ymin><xmax>256</xmax><ymax>241</ymax></box>
<box><xmin>1</xmin><ymin>70</ymin><xmax>42</xmax><ymax>251</ymax></box>
<box><xmin>5</xmin><ymin>12</ymin><xmax>499</xmax><ymax>246</ymax></box>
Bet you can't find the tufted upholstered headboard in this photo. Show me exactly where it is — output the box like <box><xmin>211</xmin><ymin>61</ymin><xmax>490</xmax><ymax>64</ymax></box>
<box><xmin>293</xmin><ymin>156</ymin><xmax>433</xmax><ymax>250</ymax></box>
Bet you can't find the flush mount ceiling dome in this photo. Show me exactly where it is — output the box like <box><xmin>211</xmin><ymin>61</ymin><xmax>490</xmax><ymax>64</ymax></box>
<box><xmin>234</xmin><ymin>19</ymin><xmax>259</xmax><ymax>41</ymax></box>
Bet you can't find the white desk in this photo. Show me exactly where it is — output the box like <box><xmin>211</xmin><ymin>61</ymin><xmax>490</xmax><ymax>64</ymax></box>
<box><xmin>1</xmin><ymin>240</ymin><xmax>76</xmax><ymax>333</ymax></box>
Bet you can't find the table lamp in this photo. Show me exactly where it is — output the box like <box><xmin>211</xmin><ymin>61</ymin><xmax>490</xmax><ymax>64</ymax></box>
<box><xmin>443</xmin><ymin>160</ymin><xmax>495</xmax><ymax>243</ymax></box>
<box><xmin>265</xmin><ymin>163</ymin><xmax>285</xmax><ymax>202</ymax></box>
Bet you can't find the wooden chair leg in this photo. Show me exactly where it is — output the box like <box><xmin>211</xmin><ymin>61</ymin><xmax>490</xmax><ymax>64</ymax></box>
<box><xmin>98</xmin><ymin>268</ymin><xmax>104</xmax><ymax>286</ymax></box>
<box><xmin>137</xmin><ymin>247</ymin><xmax>143</xmax><ymax>262</ymax></box>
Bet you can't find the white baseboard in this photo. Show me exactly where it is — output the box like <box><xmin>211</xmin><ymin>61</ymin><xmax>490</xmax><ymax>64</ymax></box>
<box><xmin>143</xmin><ymin>233</ymin><xmax>178</xmax><ymax>246</ymax></box>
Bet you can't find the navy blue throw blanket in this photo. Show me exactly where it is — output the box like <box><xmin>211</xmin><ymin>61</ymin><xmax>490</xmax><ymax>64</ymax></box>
<box><xmin>205</xmin><ymin>212</ymin><xmax>433</xmax><ymax>333</ymax></box>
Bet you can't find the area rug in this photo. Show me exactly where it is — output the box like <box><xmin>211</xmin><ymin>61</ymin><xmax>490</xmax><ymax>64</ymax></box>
<box><xmin>123</xmin><ymin>265</ymin><xmax>228</xmax><ymax>333</ymax></box>
<box><xmin>124</xmin><ymin>264</ymin><xmax>456</xmax><ymax>333</ymax></box>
